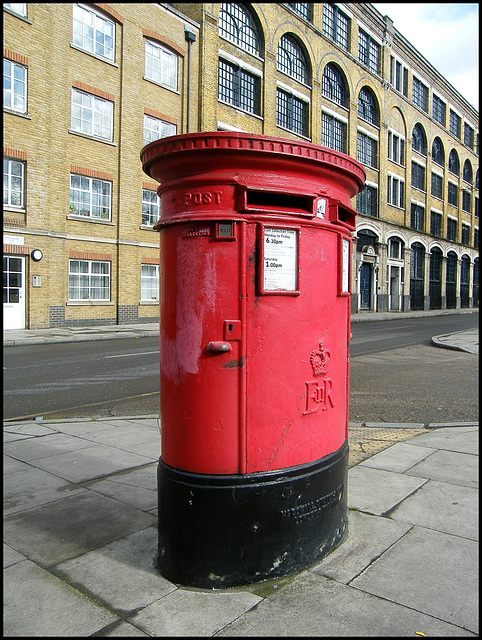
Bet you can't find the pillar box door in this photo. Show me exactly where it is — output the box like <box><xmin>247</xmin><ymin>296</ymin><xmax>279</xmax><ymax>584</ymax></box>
<box><xmin>141</xmin><ymin>133</ymin><xmax>365</xmax><ymax>588</ymax></box>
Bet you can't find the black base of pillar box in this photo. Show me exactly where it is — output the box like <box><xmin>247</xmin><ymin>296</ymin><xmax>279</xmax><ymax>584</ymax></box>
<box><xmin>156</xmin><ymin>441</ymin><xmax>348</xmax><ymax>589</ymax></box>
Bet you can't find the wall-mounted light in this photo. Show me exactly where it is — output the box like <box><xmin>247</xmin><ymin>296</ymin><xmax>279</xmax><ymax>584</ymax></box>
<box><xmin>31</xmin><ymin>249</ymin><xmax>43</xmax><ymax>261</ymax></box>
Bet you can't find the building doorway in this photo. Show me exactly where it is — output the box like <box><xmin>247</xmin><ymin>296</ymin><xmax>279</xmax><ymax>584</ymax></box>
<box><xmin>360</xmin><ymin>262</ymin><xmax>372</xmax><ymax>310</ymax></box>
<box><xmin>3</xmin><ymin>255</ymin><xmax>26</xmax><ymax>330</ymax></box>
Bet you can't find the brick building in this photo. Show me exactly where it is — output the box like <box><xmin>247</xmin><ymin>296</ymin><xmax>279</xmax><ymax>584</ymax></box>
<box><xmin>3</xmin><ymin>3</ymin><xmax>479</xmax><ymax>329</ymax></box>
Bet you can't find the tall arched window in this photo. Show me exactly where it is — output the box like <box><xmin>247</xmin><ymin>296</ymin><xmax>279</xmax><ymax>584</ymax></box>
<box><xmin>322</xmin><ymin>63</ymin><xmax>347</xmax><ymax>107</ymax></box>
<box><xmin>412</xmin><ymin>123</ymin><xmax>427</xmax><ymax>156</ymax></box>
<box><xmin>432</xmin><ymin>137</ymin><xmax>445</xmax><ymax>166</ymax></box>
<box><xmin>277</xmin><ymin>34</ymin><xmax>309</xmax><ymax>85</ymax></box>
<box><xmin>357</xmin><ymin>87</ymin><xmax>378</xmax><ymax>125</ymax></box>
<box><xmin>449</xmin><ymin>149</ymin><xmax>460</xmax><ymax>176</ymax></box>
<box><xmin>463</xmin><ymin>159</ymin><xmax>473</xmax><ymax>184</ymax></box>
<box><xmin>219</xmin><ymin>3</ymin><xmax>261</xmax><ymax>56</ymax></box>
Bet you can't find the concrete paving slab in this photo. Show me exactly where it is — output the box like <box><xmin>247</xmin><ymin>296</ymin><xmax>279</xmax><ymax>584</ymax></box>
<box><xmin>77</xmin><ymin>426</ymin><xmax>159</xmax><ymax>449</ymax></box>
<box><xmin>3</xmin><ymin>491</ymin><xmax>156</xmax><ymax>568</ymax></box>
<box><xmin>347</xmin><ymin>466</ymin><xmax>427</xmax><ymax>515</ymax></box>
<box><xmin>123</xmin><ymin>439</ymin><xmax>161</xmax><ymax>460</ymax></box>
<box><xmin>88</xmin><ymin>477</ymin><xmax>157</xmax><ymax>511</ymax></box>
<box><xmin>3</xmin><ymin>422</ymin><xmax>58</xmax><ymax>438</ymax></box>
<box><xmin>130</xmin><ymin>588</ymin><xmax>262</xmax><ymax>637</ymax></box>
<box><xmin>3</xmin><ymin>543</ymin><xmax>26</xmax><ymax>569</ymax></box>
<box><xmin>54</xmin><ymin>527</ymin><xmax>176</xmax><ymax>613</ymax></box>
<box><xmin>389</xmin><ymin>480</ymin><xmax>478</xmax><ymax>540</ymax></box>
<box><xmin>101</xmin><ymin>621</ymin><xmax>150</xmax><ymax>636</ymax></box>
<box><xmin>359</xmin><ymin>442</ymin><xmax>435</xmax><ymax>473</ymax></box>
<box><xmin>351</xmin><ymin>526</ymin><xmax>479</xmax><ymax>634</ymax></box>
<box><xmin>4</xmin><ymin>432</ymin><xmax>97</xmax><ymax>461</ymax></box>
<box><xmin>3</xmin><ymin>454</ymin><xmax>31</xmax><ymax>474</ymax></box>
<box><xmin>405</xmin><ymin>449</ymin><xmax>478</xmax><ymax>487</ymax></box>
<box><xmin>4</xmin><ymin>466</ymin><xmax>87</xmax><ymax>515</ymax></box>
<box><xmin>29</xmin><ymin>445</ymin><xmax>154</xmax><ymax>483</ymax></box>
<box><xmin>311</xmin><ymin>510</ymin><xmax>412</xmax><ymax>584</ymax></box>
<box><xmin>216</xmin><ymin>571</ymin><xmax>473</xmax><ymax>637</ymax></box>
<box><xmin>404</xmin><ymin>427</ymin><xmax>479</xmax><ymax>453</ymax></box>
<box><xmin>4</xmin><ymin>559</ymin><xmax>118</xmax><ymax>637</ymax></box>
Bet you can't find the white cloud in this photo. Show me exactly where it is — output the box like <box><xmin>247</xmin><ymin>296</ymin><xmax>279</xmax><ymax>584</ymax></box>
<box><xmin>372</xmin><ymin>3</ymin><xmax>479</xmax><ymax>109</ymax></box>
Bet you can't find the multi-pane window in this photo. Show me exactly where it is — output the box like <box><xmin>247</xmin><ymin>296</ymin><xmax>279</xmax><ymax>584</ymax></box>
<box><xmin>389</xmin><ymin>237</ymin><xmax>402</xmax><ymax>259</ymax></box>
<box><xmin>4</xmin><ymin>4</ymin><xmax>27</xmax><ymax>17</ymax></box>
<box><xmin>277</xmin><ymin>34</ymin><xmax>309</xmax><ymax>85</ymax></box>
<box><xmin>69</xmin><ymin>259</ymin><xmax>110</xmax><ymax>301</ymax></box>
<box><xmin>358</xmin><ymin>29</ymin><xmax>380</xmax><ymax>74</ymax></box>
<box><xmin>412</xmin><ymin>124</ymin><xmax>426</xmax><ymax>156</ymax></box>
<box><xmin>142</xmin><ymin>189</ymin><xmax>160</xmax><ymax>226</ymax></box>
<box><xmin>431</xmin><ymin>172</ymin><xmax>443</xmax><ymax>199</ymax></box>
<box><xmin>141</xmin><ymin>264</ymin><xmax>159</xmax><ymax>301</ymax></box>
<box><xmin>387</xmin><ymin>174</ymin><xmax>404</xmax><ymax>208</ymax></box>
<box><xmin>463</xmin><ymin>159</ymin><xmax>473</xmax><ymax>184</ymax></box>
<box><xmin>390</xmin><ymin>56</ymin><xmax>408</xmax><ymax>96</ymax></box>
<box><xmin>449</xmin><ymin>109</ymin><xmax>461</xmax><ymax>138</ymax></box>
<box><xmin>322</xmin><ymin>63</ymin><xmax>347</xmax><ymax>107</ymax></box>
<box><xmin>357</xmin><ymin>87</ymin><xmax>378</xmax><ymax>125</ymax></box>
<box><xmin>448</xmin><ymin>149</ymin><xmax>460</xmax><ymax>175</ymax></box>
<box><xmin>411</xmin><ymin>161</ymin><xmax>425</xmax><ymax>191</ymax></box>
<box><xmin>410</xmin><ymin>203</ymin><xmax>424</xmax><ymax>231</ymax></box>
<box><xmin>432</xmin><ymin>137</ymin><xmax>444</xmax><ymax>166</ymax></box>
<box><xmin>448</xmin><ymin>182</ymin><xmax>458</xmax><ymax>206</ymax></box>
<box><xmin>71</xmin><ymin>89</ymin><xmax>113</xmax><ymax>141</ymax></box>
<box><xmin>276</xmin><ymin>89</ymin><xmax>309</xmax><ymax>137</ymax></box>
<box><xmin>447</xmin><ymin>217</ymin><xmax>457</xmax><ymax>241</ymax></box>
<box><xmin>388</xmin><ymin>131</ymin><xmax>404</xmax><ymax>165</ymax></box>
<box><xmin>218</xmin><ymin>58</ymin><xmax>261</xmax><ymax>115</ymax></box>
<box><xmin>69</xmin><ymin>173</ymin><xmax>112</xmax><ymax>220</ymax></box>
<box><xmin>145</xmin><ymin>40</ymin><xmax>178</xmax><ymax>90</ymax></box>
<box><xmin>412</xmin><ymin>76</ymin><xmax>428</xmax><ymax>112</ymax></box>
<box><xmin>356</xmin><ymin>184</ymin><xmax>378</xmax><ymax>217</ymax></box>
<box><xmin>462</xmin><ymin>190</ymin><xmax>471</xmax><ymax>213</ymax></box>
<box><xmin>323</xmin><ymin>4</ymin><xmax>350</xmax><ymax>50</ymax></box>
<box><xmin>286</xmin><ymin>3</ymin><xmax>312</xmax><ymax>21</ymax></box>
<box><xmin>474</xmin><ymin>229</ymin><xmax>479</xmax><ymax>249</ymax></box>
<box><xmin>143</xmin><ymin>114</ymin><xmax>176</xmax><ymax>146</ymax></box>
<box><xmin>461</xmin><ymin>224</ymin><xmax>470</xmax><ymax>246</ymax></box>
<box><xmin>3</xmin><ymin>58</ymin><xmax>27</xmax><ymax>113</ymax></box>
<box><xmin>72</xmin><ymin>4</ymin><xmax>115</xmax><ymax>62</ymax></box>
<box><xmin>410</xmin><ymin>244</ymin><xmax>425</xmax><ymax>280</ymax></box>
<box><xmin>357</xmin><ymin>132</ymin><xmax>377</xmax><ymax>168</ymax></box>
<box><xmin>321</xmin><ymin>112</ymin><xmax>346</xmax><ymax>153</ymax></box>
<box><xmin>464</xmin><ymin>123</ymin><xmax>474</xmax><ymax>149</ymax></box>
<box><xmin>432</xmin><ymin>95</ymin><xmax>446</xmax><ymax>126</ymax></box>
<box><xmin>430</xmin><ymin>210</ymin><xmax>442</xmax><ymax>237</ymax></box>
<box><xmin>3</xmin><ymin>157</ymin><xmax>24</xmax><ymax>208</ymax></box>
<box><xmin>218</xmin><ymin>3</ymin><xmax>260</xmax><ymax>56</ymax></box>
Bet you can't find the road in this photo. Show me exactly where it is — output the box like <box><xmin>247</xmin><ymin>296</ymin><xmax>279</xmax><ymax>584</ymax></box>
<box><xmin>3</xmin><ymin>313</ymin><xmax>478</xmax><ymax>423</ymax></box>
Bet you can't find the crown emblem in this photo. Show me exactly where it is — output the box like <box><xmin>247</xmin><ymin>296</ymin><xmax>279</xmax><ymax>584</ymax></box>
<box><xmin>310</xmin><ymin>341</ymin><xmax>331</xmax><ymax>377</ymax></box>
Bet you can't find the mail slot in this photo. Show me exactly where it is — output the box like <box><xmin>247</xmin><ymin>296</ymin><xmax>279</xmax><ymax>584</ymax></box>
<box><xmin>141</xmin><ymin>132</ymin><xmax>365</xmax><ymax>588</ymax></box>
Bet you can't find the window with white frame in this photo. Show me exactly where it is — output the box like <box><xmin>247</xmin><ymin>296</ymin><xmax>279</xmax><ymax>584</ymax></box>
<box><xmin>390</xmin><ymin>56</ymin><xmax>408</xmax><ymax>96</ymax></box>
<box><xmin>142</xmin><ymin>189</ymin><xmax>160</xmax><ymax>226</ymax></box>
<box><xmin>276</xmin><ymin>88</ymin><xmax>309</xmax><ymax>137</ymax></box>
<box><xmin>3</xmin><ymin>157</ymin><xmax>25</xmax><ymax>208</ymax></box>
<box><xmin>449</xmin><ymin>109</ymin><xmax>461</xmax><ymax>139</ymax></box>
<box><xmin>448</xmin><ymin>181</ymin><xmax>458</xmax><ymax>206</ymax></box>
<box><xmin>145</xmin><ymin>40</ymin><xmax>178</xmax><ymax>90</ymax></box>
<box><xmin>218</xmin><ymin>58</ymin><xmax>261</xmax><ymax>115</ymax></box>
<box><xmin>357</xmin><ymin>131</ymin><xmax>377</xmax><ymax>168</ymax></box>
<box><xmin>431</xmin><ymin>172</ymin><xmax>443</xmax><ymax>199</ymax></box>
<box><xmin>68</xmin><ymin>259</ymin><xmax>110</xmax><ymax>301</ymax></box>
<box><xmin>141</xmin><ymin>264</ymin><xmax>159</xmax><ymax>301</ymax></box>
<box><xmin>432</xmin><ymin>94</ymin><xmax>446</xmax><ymax>126</ymax></box>
<box><xmin>410</xmin><ymin>202</ymin><xmax>424</xmax><ymax>231</ymax></box>
<box><xmin>3</xmin><ymin>58</ymin><xmax>27</xmax><ymax>113</ymax></box>
<box><xmin>412</xmin><ymin>76</ymin><xmax>428</xmax><ymax>112</ymax></box>
<box><xmin>356</xmin><ymin>184</ymin><xmax>378</xmax><ymax>217</ymax></box>
<box><xmin>69</xmin><ymin>173</ymin><xmax>112</xmax><ymax>220</ymax></box>
<box><xmin>447</xmin><ymin>217</ymin><xmax>457</xmax><ymax>241</ymax></box>
<box><xmin>219</xmin><ymin>3</ymin><xmax>261</xmax><ymax>56</ymax></box>
<box><xmin>388</xmin><ymin>130</ymin><xmax>404</xmax><ymax>165</ymax></box>
<box><xmin>143</xmin><ymin>114</ymin><xmax>176</xmax><ymax>146</ymax></box>
<box><xmin>387</xmin><ymin>174</ymin><xmax>404</xmax><ymax>208</ymax></box>
<box><xmin>358</xmin><ymin>29</ymin><xmax>380</xmax><ymax>75</ymax></box>
<box><xmin>411</xmin><ymin>160</ymin><xmax>426</xmax><ymax>191</ymax></box>
<box><xmin>321</xmin><ymin>111</ymin><xmax>346</xmax><ymax>153</ymax></box>
<box><xmin>323</xmin><ymin>4</ymin><xmax>350</xmax><ymax>51</ymax></box>
<box><xmin>71</xmin><ymin>88</ymin><xmax>113</xmax><ymax>141</ymax></box>
<box><xmin>72</xmin><ymin>4</ymin><xmax>115</xmax><ymax>62</ymax></box>
<box><xmin>4</xmin><ymin>3</ymin><xmax>27</xmax><ymax>17</ymax></box>
<box><xmin>464</xmin><ymin>123</ymin><xmax>474</xmax><ymax>149</ymax></box>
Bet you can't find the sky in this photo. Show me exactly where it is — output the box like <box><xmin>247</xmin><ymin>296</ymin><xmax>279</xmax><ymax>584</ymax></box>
<box><xmin>371</xmin><ymin>3</ymin><xmax>479</xmax><ymax>110</ymax></box>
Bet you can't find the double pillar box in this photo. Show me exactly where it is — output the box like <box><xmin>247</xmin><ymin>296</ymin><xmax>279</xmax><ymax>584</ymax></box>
<box><xmin>141</xmin><ymin>133</ymin><xmax>365</xmax><ymax>588</ymax></box>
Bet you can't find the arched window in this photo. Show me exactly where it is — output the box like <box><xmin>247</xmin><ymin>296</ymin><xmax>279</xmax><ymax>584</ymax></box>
<box><xmin>432</xmin><ymin>137</ymin><xmax>445</xmax><ymax>166</ymax></box>
<box><xmin>277</xmin><ymin>34</ymin><xmax>309</xmax><ymax>85</ymax></box>
<box><xmin>463</xmin><ymin>159</ymin><xmax>473</xmax><ymax>184</ymax></box>
<box><xmin>449</xmin><ymin>149</ymin><xmax>460</xmax><ymax>176</ymax></box>
<box><xmin>476</xmin><ymin>169</ymin><xmax>479</xmax><ymax>190</ymax></box>
<box><xmin>357</xmin><ymin>87</ymin><xmax>378</xmax><ymax>125</ymax></box>
<box><xmin>322</xmin><ymin>63</ymin><xmax>347</xmax><ymax>107</ymax></box>
<box><xmin>412</xmin><ymin>123</ymin><xmax>427</xmax><ymax>156</ymax></box>
<box><xmin>219</xmin><ymin>3</ymin><xmax>261</xmax><ymax>56</ymax></box>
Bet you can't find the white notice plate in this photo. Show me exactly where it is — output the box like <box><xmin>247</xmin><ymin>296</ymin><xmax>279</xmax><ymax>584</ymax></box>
<box><xmin>263</xmin><ymin>227</ymin><xmax>298</xmax><ymax>292</ymax></box>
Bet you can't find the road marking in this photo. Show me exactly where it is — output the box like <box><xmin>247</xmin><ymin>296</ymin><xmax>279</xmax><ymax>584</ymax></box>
<box><xmin>105</xmin><ymin>351</ymin><xmax>159</xmax><ymax>359</ymax></box>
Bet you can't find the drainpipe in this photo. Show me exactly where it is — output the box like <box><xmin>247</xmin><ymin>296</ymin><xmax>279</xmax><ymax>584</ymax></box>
<box><xmin>184</xmin><ymin>27</ymin><xmax>196</xmax><ymax>133</ymax></box>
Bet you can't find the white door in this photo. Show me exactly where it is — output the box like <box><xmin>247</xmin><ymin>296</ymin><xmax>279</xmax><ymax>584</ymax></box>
<box><xmin>3</xmin><ymin>255</ymin><xmax>26</xmax><ymax>329</ymax></box>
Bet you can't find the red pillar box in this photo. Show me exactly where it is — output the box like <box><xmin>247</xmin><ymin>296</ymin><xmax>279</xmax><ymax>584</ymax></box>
<box><xmin>141</xmin><ymin>133</ymin><xmax>365</xmax><ymax>588</ymax></box>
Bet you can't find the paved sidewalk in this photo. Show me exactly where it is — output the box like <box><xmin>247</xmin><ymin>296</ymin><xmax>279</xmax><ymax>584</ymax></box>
<box><xmin>4</xmin><ymin>417</ymin><xmax>478</xmax><ymax>636</ymax></box>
